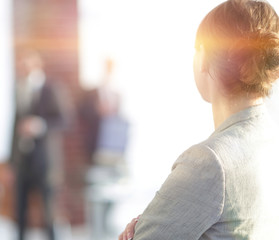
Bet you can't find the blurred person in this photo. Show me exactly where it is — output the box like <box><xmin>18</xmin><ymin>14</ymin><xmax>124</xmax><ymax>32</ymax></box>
<box><xmin>80</xmin><ymin>57</ymin><xmax>128</xmax><ymax>175</ymax></box>
<box><xmin>79</xmin><ymin>58</ymin><xmax>129</xmax><ymax>239</ymax></box>
<box><xmin>10</xmin><ymin>49</ymin><xmax>65</xmax><ymax>240</ymax></box>
<box><xmin>80</xmin><ymin>58</ymin><xmax>122</xmax><ymax>160</ymax></box>
<box><xmin>119</xmin><ymin>0</ymin><xmax>279</xmax><ymax>239</ymax></box>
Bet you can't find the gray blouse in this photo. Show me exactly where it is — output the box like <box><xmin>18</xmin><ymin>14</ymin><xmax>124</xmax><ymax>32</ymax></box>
<box><xmin>134</xmin><ymin>104</ymin><xmax>279</xmax><ymax>239</ymax></box>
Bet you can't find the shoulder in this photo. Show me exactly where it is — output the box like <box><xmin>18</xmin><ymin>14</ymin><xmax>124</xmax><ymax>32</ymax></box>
<box><xmin>133</xmin><ymin>143</ymin><xmax>226</xmax><ymax>239</ymax></box>
<box><xmin>152</xmin><ymin>143</ymin><xmax>225</xmax><ymax>223</ymax></box>
<box><xmin>172</xmin><ymin>143</ymin><xmax>224</xmax><ymax>175</ymax></box>
<box><xmin>171</xmin><ymin>126</ymin><xmax>247</xmax><ymax>178</ymax></box>
<box><xmin>165</xmin><ymin>143</ymin><xmax>225</xmax><ymax>199</ymax></box>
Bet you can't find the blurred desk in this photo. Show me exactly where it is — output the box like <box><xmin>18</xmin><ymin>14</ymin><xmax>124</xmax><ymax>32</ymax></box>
<box><xmin>85</xmin><ymin>166</ymin><xmax>132</xmax><ymax>240</ymax></box>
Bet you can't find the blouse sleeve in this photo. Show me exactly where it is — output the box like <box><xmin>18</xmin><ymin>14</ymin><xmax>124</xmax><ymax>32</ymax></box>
<box><xmin>133</xmin><ymin>144</ymin><xmax>225</xmax><ymax>240</ymax></box>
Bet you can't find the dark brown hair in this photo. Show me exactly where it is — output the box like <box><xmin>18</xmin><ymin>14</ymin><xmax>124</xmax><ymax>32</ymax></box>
<box><xmin>196</xmin><ymin>0</ymin><xmax>279</xmax><ymax>97</ymax></box>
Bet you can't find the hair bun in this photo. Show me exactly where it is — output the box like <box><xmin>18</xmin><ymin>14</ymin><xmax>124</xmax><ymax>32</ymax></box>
<box><xmin>196</xmin><ymin>0</ymin><xmax>279</xmax><ymax>96</ymax></box>
<box><xmin>233</xmin><ymin>30</ymin><xmax>279</xmax><ymax>95</ymax></box>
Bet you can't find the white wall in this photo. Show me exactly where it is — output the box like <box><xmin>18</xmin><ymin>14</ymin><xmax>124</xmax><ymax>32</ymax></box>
<box><xmin>0</xmin><ymin>0</ymin><xmax>14</xmax><ymax>162</ymax></box>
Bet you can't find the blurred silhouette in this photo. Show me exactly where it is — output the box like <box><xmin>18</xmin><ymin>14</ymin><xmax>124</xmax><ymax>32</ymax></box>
<box><xmin>80</xmin><ymin>58</ymin><xmax>129</xmax><ymax>171</ymax></box>
<box><xmin>79</xmin><ymin>58</ymin><xmax>129</xmax><ymax>239</ymax></box>
<box><xmin>10</xmin><ymin>49</ymin><xmax>66</xmax><ymax>240</ymax></box>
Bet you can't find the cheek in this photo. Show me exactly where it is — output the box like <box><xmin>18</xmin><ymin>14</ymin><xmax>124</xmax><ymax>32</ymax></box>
<box><xmin>193</xmin><ymin>56</ymin><xmax>210</xmax><ymax>102</ymax></box>
<box><xmin>196</xmin><ymin>77</ymin><xmax>209</xmax><ymax>102</ymax></box>
<box><xmin>193</xmin><ymin>53</ymin><xmax>200</xmax><ymax>88</ymax></box>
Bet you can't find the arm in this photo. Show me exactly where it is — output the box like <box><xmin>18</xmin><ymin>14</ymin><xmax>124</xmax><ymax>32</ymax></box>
<box><xmin>132</xmin><ymin>144</ymin><xmax>225</xmax><ymax>240</ymax></box>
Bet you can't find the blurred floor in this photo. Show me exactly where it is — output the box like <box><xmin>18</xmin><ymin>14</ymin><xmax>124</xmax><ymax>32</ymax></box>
<box><xmin>0</xmin><ymin>215</ymin><xmax>118</xmax><ymax>240</ymax></box>
<box><xmin>0</xmin><ymin>190</ymin><xmax>154</xmax><ymax>240</ymax></box>
<box><xmin>0</xmin><ymin>210</ymin><xmax>122</xmax><ymax>240</ymax></box>
<box><xmin>0</xmin><ymin>173</ymin><xmax>157</xmax><ymax>240</ymax></box>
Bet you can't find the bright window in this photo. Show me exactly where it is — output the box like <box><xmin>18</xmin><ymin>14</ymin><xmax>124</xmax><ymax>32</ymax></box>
<box><xmin>78</xmin><ymin>0</ymin><xmax>224</xmax><ymax>184</ymax></box>
<box><xmin>0</xmin><ymin>0</ymin><xmax>14</xmax><ymax>162</ymax></box>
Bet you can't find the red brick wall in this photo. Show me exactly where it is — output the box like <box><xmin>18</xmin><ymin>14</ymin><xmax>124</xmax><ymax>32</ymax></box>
<box><xmin>12</xmin><ymin>0</ymin><xmax>89</xmax><ymax>226</ymax></box>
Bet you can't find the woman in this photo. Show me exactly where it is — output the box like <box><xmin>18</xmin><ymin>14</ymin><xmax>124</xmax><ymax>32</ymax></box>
<box><xmin>119</xmin><ymin>0</ymin><xmax>279</xmax><ymax>239</ymax></box>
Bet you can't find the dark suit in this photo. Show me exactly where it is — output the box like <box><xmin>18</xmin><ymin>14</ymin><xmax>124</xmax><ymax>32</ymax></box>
<box><xmin>11</xmin><ymin>80</ymin><xmax>63</xmax><ymax>240</ymax></box>
<box><xmin>79</xmin><ymin>89</ymin><xmax>102</xmax><ymax>161</ymax></box>
<box><xmin>79</xmin><ymin>87</ymin><xmax>122</xmax><ymax>162</ymax></box>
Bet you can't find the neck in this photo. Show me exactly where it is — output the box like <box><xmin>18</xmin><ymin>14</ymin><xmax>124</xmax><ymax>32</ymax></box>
<box><xmin>212</xmin><ymin>93</ymin><xmax>263</xmax><ymax>129</ymax></box>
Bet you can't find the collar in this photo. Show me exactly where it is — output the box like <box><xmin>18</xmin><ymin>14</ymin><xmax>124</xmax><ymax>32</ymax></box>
<box><xmin>212</xmin><ymin>104</ymin><xmax>267</xmax><ymax>136</ymax></box>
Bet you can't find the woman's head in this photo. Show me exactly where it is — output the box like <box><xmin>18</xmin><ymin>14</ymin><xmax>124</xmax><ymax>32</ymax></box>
<box><xmin>195</xmin><ymin>0</ymin><xmax>279</xmax><ymax>98</ymax></box>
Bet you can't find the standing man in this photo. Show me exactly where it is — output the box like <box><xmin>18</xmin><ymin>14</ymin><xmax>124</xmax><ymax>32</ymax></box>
<box><xmin>11</xmin><ymin>49</ymin><xmax>64</xmax><ymax>240</ymax></box>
